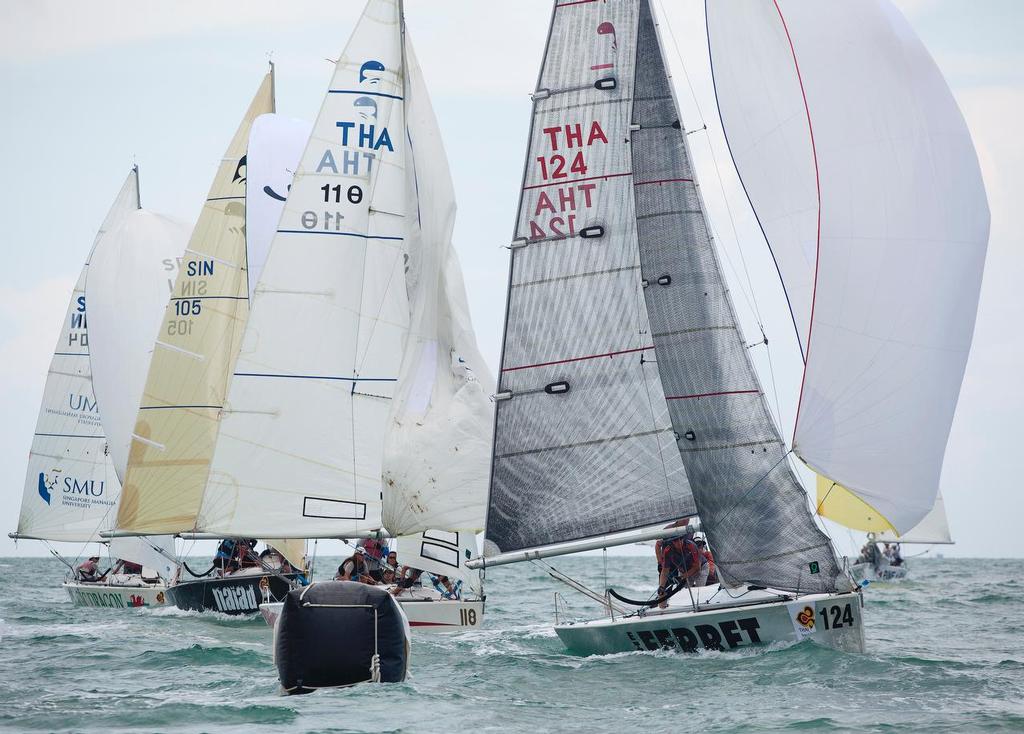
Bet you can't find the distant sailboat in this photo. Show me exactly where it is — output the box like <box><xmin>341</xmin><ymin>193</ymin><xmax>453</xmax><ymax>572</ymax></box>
<box><xmin>10</xmin><ymin>166</ymin><xmax>186</xmax><ymax>608</ymax></box>
<box><xmin>469</xmin><ymin>0</ymin><xmax>987</xmax><ymax>656</ymax></box>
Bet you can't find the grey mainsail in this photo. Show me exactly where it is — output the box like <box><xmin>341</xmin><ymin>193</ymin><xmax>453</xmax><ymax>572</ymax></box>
<box><xmin>484</xmin><ymin>0</ymin><xmax>841</xmax><ymax>594</ymax></box>
<box><xmin>486</xmin><ymin>1</ymin><xmax>695</xmax><ymax>553</ymax></box>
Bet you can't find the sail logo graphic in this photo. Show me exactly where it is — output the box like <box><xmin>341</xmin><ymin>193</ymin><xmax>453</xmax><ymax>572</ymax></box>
<box><xmin>359</xmin><ymin>60</ymin><xmax>385</xmax><ymax>84</ymax></box>
<box><xmin>232</xmin><ymin>154</ymin><xmax>248</xmax><ymax>184</ymax></box>
<box><xmin>38</xmin><ymin>472</ymin><xmax>58</xmax><ymax>505</ymax></box>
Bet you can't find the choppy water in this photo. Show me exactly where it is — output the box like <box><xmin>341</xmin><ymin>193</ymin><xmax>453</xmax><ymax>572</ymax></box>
<box><xmin>1</xmin><ymin>555</ymin><xmax>1022</xmax><ymax>733</ymax></box>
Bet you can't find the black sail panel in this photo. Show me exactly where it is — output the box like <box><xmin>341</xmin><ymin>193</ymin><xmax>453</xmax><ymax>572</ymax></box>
<box><xmin>630</xmin><ymin>0</ymin><xmax>840</xmax><ymax>593</ymax></box>
<box><xmin>486</xmin><ymin>1</ymin><xmax>696</xmax><ymax>554</ymax></box>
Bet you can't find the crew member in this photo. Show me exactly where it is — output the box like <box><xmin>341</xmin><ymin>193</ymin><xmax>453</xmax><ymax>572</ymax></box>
<box><xmin>337</xmin><ymin>550</ymin><xmax>376</xmax><ymax>584</ymax></box>
<box><xmin>214</xmin><ymin>539</ymin><xmax>237</xmax><ymax>575</ymax></box>
<box><xmin>76</xmin><ymin>556</ymin><xmax>102</xmax><ymax>582</ymax></box>
<box><xmin>655</xmin><ymin>526</ymin><xmax>704</xmax><ymax>608</ymax></box>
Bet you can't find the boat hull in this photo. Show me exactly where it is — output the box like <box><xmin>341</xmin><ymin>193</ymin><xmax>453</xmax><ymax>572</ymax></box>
<box><xmin>166</xmin><ymin>571</ymin><xmax>299</xmax><ymax>615</ymax></box>
<box><xmin>260</xmin><ymin>596</ymin><xmax>484</xmax><ymax>630</ymax></box>
<box><xmin>555</xmin><ymin>590</ymin><xmax>865</xmax><ymax>656</ymax></box>
<box><xmin>63</xmin><ymin>580</ymin><xmax>167</xmax><ymax>608</ymax></box>
<box><xmin>851</xmin><ymin>562</ymin><xmax>908</xmax><ymax>583</ymax></box>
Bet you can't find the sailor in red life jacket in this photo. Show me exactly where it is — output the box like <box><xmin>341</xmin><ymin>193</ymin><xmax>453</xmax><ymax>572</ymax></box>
<box><xmin>655</xmin><ymin>525</ymin><xmax>706</xmax><ymax>608</ymax></box>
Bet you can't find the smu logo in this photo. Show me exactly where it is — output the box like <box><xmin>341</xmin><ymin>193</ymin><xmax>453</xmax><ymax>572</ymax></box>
<box><xmin>38</xmin><ymin>472</ymin><xmax>57</xmax><ymax>505</ymax></box>
<box><xmin>38</xmin><ymin>472</ymin><xmax>105</xmax><ymax>505</ymax></box>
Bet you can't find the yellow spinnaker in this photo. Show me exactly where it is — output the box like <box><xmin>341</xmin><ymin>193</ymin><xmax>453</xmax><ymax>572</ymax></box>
<box><xmin>815</xmin><ymin>475</ymin><xmax>898</xmax><ymax>535</ymax></box>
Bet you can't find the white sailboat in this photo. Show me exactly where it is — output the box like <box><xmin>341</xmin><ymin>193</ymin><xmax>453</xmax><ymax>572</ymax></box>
<box><xmin>107</xmin><ymin>70</ymin><xmax>314</xmax><ymax>614</ymax></box>
<box><xmin>190</xmin><ymin>0</ymin><xmax>492</xmax><ymax>631</ymax></box>
<box><xmin>11</xmin><ymin>167</ymin><xmax>186</xmax><ymax>608</ymax></box>
<box><xmin>468</xmin><ymin>0</ymin><xmax>987</xmax><ymax>656</ymax></box>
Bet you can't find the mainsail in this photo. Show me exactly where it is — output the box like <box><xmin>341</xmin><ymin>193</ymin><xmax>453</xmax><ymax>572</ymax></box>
<box><xmin>706</xmin><ymin>0</ymin><xmax>989</xmax><ymax>533</ymax></box>
<box><xmin>484</xmin><ymin>0</ymin><xmax>841</xmax><ymax>594</ymax></box>
<box><xmin>486</xmin><ymin>1</ymin><xmax>695</xmax><ymax>555</ymax></box>
<box><xmin>86</xmin><ymin>210</ymin><xmax>190</xmax><ymax>481</ymax></box>
<box><xmin>196</xmin><ymin>0</ymin><xmax>408</xmax><ymax>538</ymax></box>
<box><xmin>115</xmin><ymin>74</ymin><xmax>275</xmax><ymax>534</ymax></box>
<box><xmin>15</xmin><ymin>170</ymin><xmax>139</xmax><ymax>542</ymax></box>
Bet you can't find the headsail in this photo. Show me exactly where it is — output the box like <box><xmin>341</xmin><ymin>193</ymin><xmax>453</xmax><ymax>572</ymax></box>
<box><xmin>486</xmin><ymin>1</ymin><xmax>695</xmax><ymax>556</ymax></box>
<box><xmin>196</xmin><ymin>0</ymin><xmax>407</xmax><ymax>538</ymax></box>
<box><xmin>115</xmin><ymin>74</ymin><xmax>275</xmax><ymax>535</ymax></box>
<box><xmin>707</xmin><ymin>0</ymin><xmax>989</xmax><ymax>533</ymax></box>
<box><xmin>15</xmin><ymin>169</ymin><xmax>139</xmax><ymax>542</ymax></box>
<box><xmin>483</xmin><ymin>0</ymin><xmax>841</xmax><ymax>594</ymax></box>
<box><xmin>381</xmin><ymin>32</ymin><xmax>494</xmax><ymax>538</ymax></box>
<box><xmin>245</xmin><ymin>113</ymin><xmax>312</xmax><ymax>297</ymax></box>
<box><xmin>86</xmin><ymin>210</ymin><xmax>190</xmax><ymax>481</ymax></box>
<box><xmin>818</xmin><ymin>478</ymin><xmax>954</xmax><ymax>545</ymax></box>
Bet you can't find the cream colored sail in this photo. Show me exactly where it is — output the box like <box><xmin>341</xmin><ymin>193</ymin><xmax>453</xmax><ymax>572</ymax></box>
<box><xmin>15</xmin><ymin>170</ymin><xmax>139</xmax><ymax>542</ymax></box>
<box><xmin>116</xmin><ymin>74</ymin><xmax>274</xmax><ymax>534</ymax></box>
<box><xmin>196</xmin><ymin>0</ymin><xmax>407</xmax><ymax>538</ymax></box>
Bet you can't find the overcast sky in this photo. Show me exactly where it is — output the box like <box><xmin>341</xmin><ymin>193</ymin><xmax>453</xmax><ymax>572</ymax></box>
<box><xmin>0</xmin><ymin>1</ymin><xmax>1020</xmax><ymax>560</ymax></box>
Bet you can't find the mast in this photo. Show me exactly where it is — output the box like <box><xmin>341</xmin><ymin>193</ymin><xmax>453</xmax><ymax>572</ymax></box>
<box><xmin>133</xmin><ymin>164</ymin><xmax>141</xmax><ymax>209</ymax></box>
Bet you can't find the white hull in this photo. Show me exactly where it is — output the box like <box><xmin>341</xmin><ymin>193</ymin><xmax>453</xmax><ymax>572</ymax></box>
<box><xmin>851</xmin><ymin>562</ymin><xmax>908</xmax><ymax>583</ymax></box>
<box><xmin>260</xmin><ymin>593</ymin><xmax>483</xmax><ymax>630</ymax></box>
<box><xmin>63</xmin><ymin>578</ymin><xmax>168</xmax><ymax>608</ymax></box>
<box><xmin>555</xmin><ymin>587</ymin><xmax>865</xmax><ymax>656</ymax></box>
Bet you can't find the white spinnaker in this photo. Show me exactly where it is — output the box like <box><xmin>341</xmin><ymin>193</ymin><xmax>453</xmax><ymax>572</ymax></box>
<box><xmin>16</xmin><ymin>170</ymin><xmax>139</xmax><ymax>542</ymax></box>
<box><xmin>109</xmin><ymin>534</ymin><xmax>177</xmax><ymax>578</ymax></box>
<box><xmin>707</xmin><ymin>0</ymin><xmax>989</xmax><ymax>533</ymax></box>
<box><xmin>86</xmin><ymin>211</ymin><xmax>190</xmax><ymax>481</ymax></box>
<box><xmin>394</xmin><ymin>531</ymin><xmax>481</xmax><ymax>596</ymax></box>
<box><xmin>381</xmin><ymin>35</ymin><xmax>493</xmax><ymax>537</ymax></box>
<box><xmin>198</xmin><ymin>0</ymin><xmax>408</xmax><ymax>538</ymax></box>
<box><xmin>875</xmin><ymin>493</ymin><xmax>953</xmax><ymax>545</ymax></box>
<box><xmin>245</xmin><ymin>113</ymin><xmax>312</xmax><ymax>297</ymax></box>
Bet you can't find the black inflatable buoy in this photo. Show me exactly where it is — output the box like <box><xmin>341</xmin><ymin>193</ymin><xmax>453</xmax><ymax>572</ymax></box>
<box><xmin>274</xmin><ymin>581</ymin><xmax>410</xmax><ymax>693</ymax></box>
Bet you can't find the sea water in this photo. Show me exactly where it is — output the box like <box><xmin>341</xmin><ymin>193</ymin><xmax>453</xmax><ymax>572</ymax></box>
<box><xmin>1</xmin><ymin>555</ymin><xmax>1022</xmax><ymax>733</ymax></box>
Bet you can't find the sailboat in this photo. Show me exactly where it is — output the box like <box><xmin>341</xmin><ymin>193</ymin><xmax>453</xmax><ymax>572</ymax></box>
<box><xmin>197</xmin><ymin>0</ymin><xmax>492</xmax><ymax>634</ymax></box>
<box><xmin>104</xmin><ymin>70</ymin><xmax>314</xmax><ymax>615</ymax></box>
<box><xmin>468</xmin><ymin>0</ymin><xmax>987</xmax><ymax>656</ymax></box>
<box><xmin>10</xmin><ymin>166</ymin><xmax>187</xmax><ymax>608</ymax></box>
<box><xmin>822</xmin><ymin>488</ymin><xmax>954</xmax><ymax>582</ymax></box>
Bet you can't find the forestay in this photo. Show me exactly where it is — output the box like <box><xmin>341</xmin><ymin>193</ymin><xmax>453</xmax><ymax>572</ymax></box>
<box><xmin>16</xmin><ymin>170</ymin><xmax>138</xmax><ymax>542</ymax></box>
<box><xmin>198</xmin><ymin>0</ymin><xmax>407</xmax><ymax>538</ymax></box>
<box><xmin>486</xmin><ymin>0</ymin><xmax>695</xmax><ymax>556</ymax></box>
<box><xmin>87</xmin><ymin>211</ymin><xmax>190</xmax><ymax>481</ymax></box>
<box><xmin>381</xmin><ymin>34</ymin><xmax>493</xmax><ymax>538</ymax></box>
<box><xmin>116</xmin><ymin>74</ymin><xmax>275</xmax><ymax>535</ymax></box>
<box><xmin>707</xmin><ymin>0</ymin><xmax>989</xmax><ymax>533</ymax></box>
